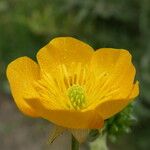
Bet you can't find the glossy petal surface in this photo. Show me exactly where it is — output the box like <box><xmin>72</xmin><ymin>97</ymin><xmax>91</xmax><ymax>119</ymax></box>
<box><xmin>25</xmin><ymin>97</ymin><xmax>104</xmax><ymax>129</ymax></box>
<box><xmin>7</xmin><ymin>57</ymin><xmax>40</xmax><ymax>117</ymax></box>
<box><xmin>37</xmin><ymin>37</ymin><xmax>94</xmax><ymax>75</ymax></box>
<box><xmin>88</xmin><ymin>49</ymin><xmax>137</xmax><ymax>105</ymax></box>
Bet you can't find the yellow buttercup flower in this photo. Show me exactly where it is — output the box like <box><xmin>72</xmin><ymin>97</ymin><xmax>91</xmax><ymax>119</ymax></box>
<box><xmin>7</xmin><ymin>37</ymin><xmax>139</xmax><ymax>133</ymax></box>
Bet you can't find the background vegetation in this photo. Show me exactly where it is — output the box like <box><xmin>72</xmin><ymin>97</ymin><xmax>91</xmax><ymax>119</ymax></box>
<box><xmin>0</xmin><ymin>0</ymin><xmax>150</xmax><ymax>149</ymax></box>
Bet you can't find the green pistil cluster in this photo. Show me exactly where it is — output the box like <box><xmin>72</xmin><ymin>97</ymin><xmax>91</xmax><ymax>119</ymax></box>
<box><xmin>68</xmin><ymin>85</ymin><xmax>86</xmax><ymax>110</ymax></box>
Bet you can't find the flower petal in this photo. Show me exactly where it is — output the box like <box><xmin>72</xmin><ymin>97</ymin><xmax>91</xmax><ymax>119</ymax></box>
<box><xmin>6</xmin><ymin>57</ymin><xmax>40</xmax><ymax>117</ymax></box>
<box><xmin>88</xmin><ymin>48</ymin><xmax>139</xmax><ymax>119</ymax></box>
<box><xmin>96</xmin><ymin>100</ymin><xmax>129</xmax><ymax>119</ymax></box>
<box><xmin>36</xmin><ymin>37</ymin><xmax>94</xmax><ymax>75</ymax></box>
<box><xmin>89</xmin><ymin>48</ymin><xmax>137</xmax><ymax>102</ymax></box>
<box><xmin>25</xmin><ymin>97</ymin><xmax>104</xmax><ymax>129</ymax></box>
<box><xmin>129</xmin><ymin>81</ymin><xmax>139</xmax><ymax>99</ymax></box>
<box><xmin>95</xmin><ymin>82</ymin><xmax>139</xmax><ymax>119</ymax></box>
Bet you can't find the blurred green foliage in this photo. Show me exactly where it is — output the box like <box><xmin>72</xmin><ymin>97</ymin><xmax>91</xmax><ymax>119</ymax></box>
<box><xmin>0</xmin><ymin>0</ymin><xmax>150</xmax><ymax>149</ymax></box>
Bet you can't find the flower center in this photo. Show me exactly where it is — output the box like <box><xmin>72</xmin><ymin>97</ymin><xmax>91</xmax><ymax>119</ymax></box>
<box><xmin>67</xmin><ymin>85</ymin><xmax>86</xmax><ymax>110</ymax></box>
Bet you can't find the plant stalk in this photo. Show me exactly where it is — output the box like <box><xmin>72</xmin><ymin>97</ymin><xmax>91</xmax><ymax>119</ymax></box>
<box><xmin>71</xmin><ymin>135</ymin><xmax>79</xmax><ymax>150</ymax></box>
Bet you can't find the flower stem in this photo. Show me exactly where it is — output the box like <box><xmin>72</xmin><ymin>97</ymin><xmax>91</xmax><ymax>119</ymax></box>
<box><xmin>89</xmin><ymin>133</ymin><xmax>108</xmax><ymax>150</ymax></box>
<box><xmin>71</xmin><ymin>135</ymin><xmax>79</xmax><ymax>150</ymax></box>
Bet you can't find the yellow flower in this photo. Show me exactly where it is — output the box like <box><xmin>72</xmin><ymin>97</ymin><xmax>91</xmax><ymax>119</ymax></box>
<box><xmin>7</xmin><ymin>37</ymin><xmax>139</xmax><ymax>131</ymax></box>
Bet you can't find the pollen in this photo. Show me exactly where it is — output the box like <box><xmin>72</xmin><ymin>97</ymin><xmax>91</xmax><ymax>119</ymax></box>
<box><xmin>67</xmin><ymin>85</ymin><xmax>86</xmax><ymax>110</ymax></box>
